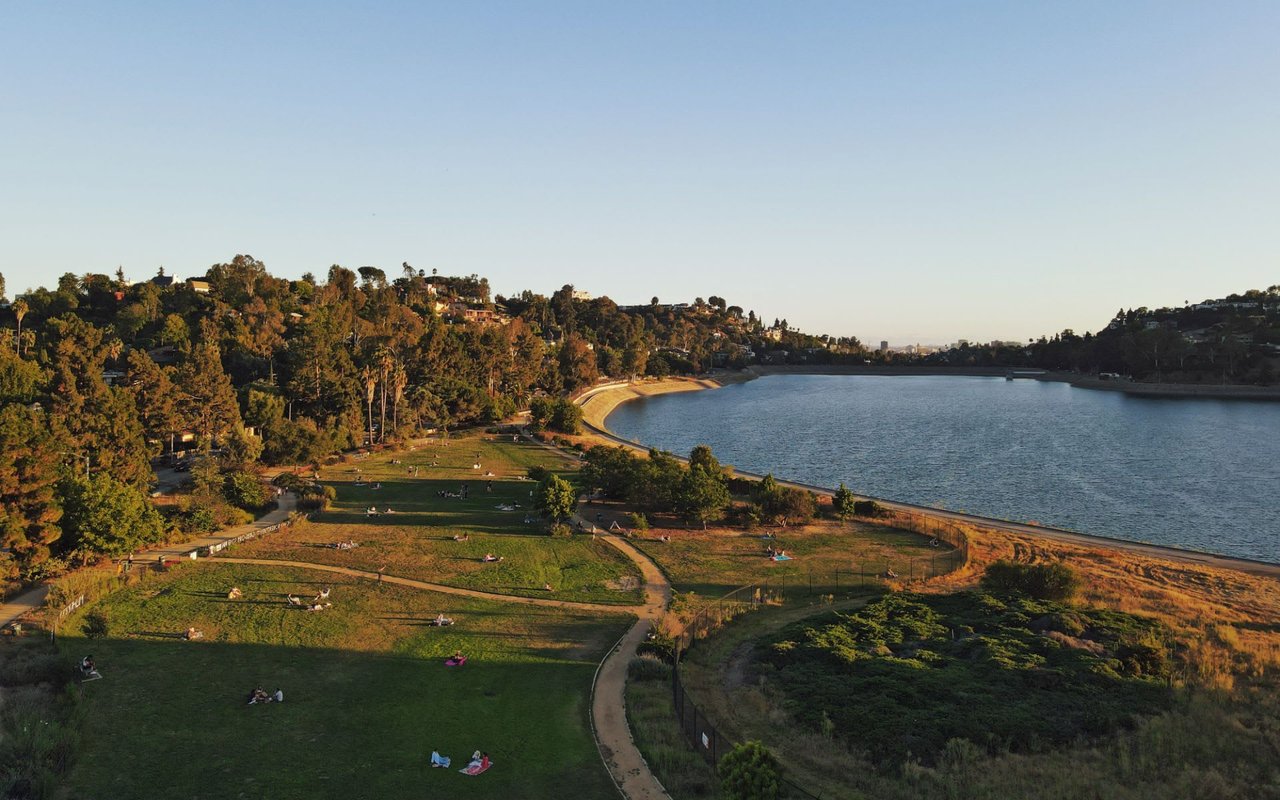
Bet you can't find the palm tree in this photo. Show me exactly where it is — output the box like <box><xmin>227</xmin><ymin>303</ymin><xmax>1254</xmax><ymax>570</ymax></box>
<box><xmin>361</xmin><ymin>365</ymin><xmax>377</xmax><ymax>446</ymax></box>
<box><xmin>12</xmin><ymin>299</ymin><xmax>28</xmax><ymax>356</ymax></box>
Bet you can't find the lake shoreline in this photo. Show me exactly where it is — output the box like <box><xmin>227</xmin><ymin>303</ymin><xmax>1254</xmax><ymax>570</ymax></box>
<box><xmin>577</xmin><ymin>375</ymin><xmax>1280</xmax><ymax>576</ymax></box>
<box><xmin>737</xmin><ymin>364</ymin><xmax>1280</xmax><ymax>400</ymax></box>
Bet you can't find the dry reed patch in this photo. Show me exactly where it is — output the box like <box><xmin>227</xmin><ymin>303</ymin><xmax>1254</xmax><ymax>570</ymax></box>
<box><xmin>916</xmin><ymin>523</ymin><xmax>1280</xmax><ymax>685</ymax></box>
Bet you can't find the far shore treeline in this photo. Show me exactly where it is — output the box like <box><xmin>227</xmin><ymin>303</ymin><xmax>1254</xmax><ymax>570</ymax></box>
<box><xmin>0</xmin><ymin>259</ymin><xmax>1275</xmax><ymax>587</ymax></box>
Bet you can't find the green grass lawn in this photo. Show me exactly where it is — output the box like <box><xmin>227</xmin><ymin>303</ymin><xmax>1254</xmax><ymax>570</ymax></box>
<box><xmin>600</xmin><ymin>508</ymin><xmax>958</xmax><ymax>598</ymax></box>
<box><xmin>237</xmin><ymin>433</ymin><xmax>644</xmax><ymax>604</ymax></box>
<box><xmin>60</xmin><ymin>561</ymin><xmax>632</xmax><ymax>800</ymax></box>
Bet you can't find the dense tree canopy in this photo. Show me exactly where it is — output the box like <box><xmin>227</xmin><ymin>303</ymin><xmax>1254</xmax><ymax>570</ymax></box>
<box><xmin>0</xmin><ymin>258</ymin><xmax>1272</xmax><ymax>583</ymax></box>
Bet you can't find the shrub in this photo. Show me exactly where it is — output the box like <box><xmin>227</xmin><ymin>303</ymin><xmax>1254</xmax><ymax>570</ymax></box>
<box><xmin>223</xmin><ymin>471</ymin><xmax>268</xmax><ymax>511</ymax></box>
<box><xmin>629</xmin><ymin>512</ymin><xmax>649</xmax><ymax>532</ymax></box>
<box><xmin>981</xmin><ymin>560</ymin><xmax>1081</xmax><ymax>602</ymax></box>
<box><xmin>853</xmin><ymin>500</ymin><xmax>883</xmax><ymax>517</ymax></box>
<box><xmin>719</xmin><ymin>740</ymin><xmax>780</xmax><ymax>800</ymax></box>
<box><xmin>548</xmin><ymin>523</ymin><xmax>573</xmax><ymax>538</ymax></box>
<box><xmin>81</xmin><ymin>609</ymin><xmax>109</xmax><ymax>639</ymax></box>
<box><xmin>181</xmin><ymin>506</ymin><xmax>221</xmax><ymax>534</ymax></box>
<box><xmin>295</xmin><ymin>484</ymin><xmax>336</xmax><ymax>512</ymax></box>
<box><xmin>527</xmin><ymin>465</ymin><xmax>550</xmax><ymax>483</ymax></box>
<box><xmin>628</xmin><ymin>655</ymin><xmax>671</xmax><ymax>681</ymax></box>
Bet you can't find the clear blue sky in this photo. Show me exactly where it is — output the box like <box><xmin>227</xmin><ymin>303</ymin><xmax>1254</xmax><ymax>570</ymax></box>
<box><xmin>3</xmin><ymin>1</ymin><xmax>1277</xmax><ymax>344</ymax></box>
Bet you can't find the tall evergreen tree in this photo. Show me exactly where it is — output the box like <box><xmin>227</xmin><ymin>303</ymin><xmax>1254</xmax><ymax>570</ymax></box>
<box><xmin>176</xmin><ymin>321</ymin><xmax>242</xmax><ymax>448</ymax></box>
<box><xmin>0</xmin><ymin>405</ymin><xmax>65</xmax><ymax>575</ymax></box>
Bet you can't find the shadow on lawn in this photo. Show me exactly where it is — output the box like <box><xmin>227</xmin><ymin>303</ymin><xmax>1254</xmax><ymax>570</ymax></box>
<box><xmin>55</xmin><ymin>635</ymin><xmax>621</xmax><ymax>800</ymax></box>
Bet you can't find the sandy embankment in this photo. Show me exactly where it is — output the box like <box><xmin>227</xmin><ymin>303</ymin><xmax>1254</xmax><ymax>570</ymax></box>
<box><xmin>578</xmin><ymin>377</ymin><xmax>726</xmax><ymax>437</ymax></box>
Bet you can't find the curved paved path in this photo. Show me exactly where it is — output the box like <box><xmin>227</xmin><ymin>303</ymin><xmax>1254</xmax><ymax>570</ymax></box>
<box><xmin>587</xmin><ymin>532</ymin><xmax>674</xmax><ymax>800</ymax></box>
<box><xmin>217</xmin><ymin>538</ymin><xmax>676</xmax><ymax>799</ymax></box>
<box><xmin>212</xmin><ymin>556</ymin><xmax>642</xmax><ymax>615</ymax></box>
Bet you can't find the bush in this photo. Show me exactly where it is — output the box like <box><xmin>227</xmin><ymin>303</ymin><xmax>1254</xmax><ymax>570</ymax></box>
<box><xmin>853</xmin><ymin>499</ymin><xmax>883</xmax><ymax>517</ymax></box>
<box><xmin>548</xmin><ymin>523</ymin><xmax>573</xmax><ymax>538</ymax></box>
<box><xmin>636</xmin><ymin>637</ymin><xmax>675</xmax><ymax>664</ymax></box>
<box><xmin>719</xmin><ymin>741</ymin><xmax>780</xmax><ymax>800</ymax></box>
<box><xmin>181</xmin><ymin>506</ymin><xmax>221</xmax><ymax>534</ymax></box>
<box><xmin>81</xmin><ymin>609</ymin><xmax>109</xmax><ymax>640</ymax></box>
<box><xmin>527</xmin><ymin>465</ymin><xmax>550</xmax><ymax>483</ymax></box>
<box><xmin>295</xmin><ymin>484</ymin><xmax>336</xmax><ymax>512</ymax></box>
<box><xmin>628</xmin><ymin>655</ymin><xmax>671</xmax><ymax>681</ymax></box>
<box><xmin>629</xmin><ymin>512</ymin><xmax>650</xmax><ymax>533</ymax></box>
<box><xmin>223</xmin><ymin>471</ymin><xmax>268</xmax><ymax>511</ymax></box>
<box><xmin>981</xmin><ymin>560</ymin><xmax>1081</xmax><ymax>602</ymax></box>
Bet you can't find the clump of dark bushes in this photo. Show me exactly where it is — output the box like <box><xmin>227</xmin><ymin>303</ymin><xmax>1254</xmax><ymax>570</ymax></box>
<box><xmin>981</xmin><ymin>559</ymin><xmax>1081</xmax><ymax>601</ymax></box>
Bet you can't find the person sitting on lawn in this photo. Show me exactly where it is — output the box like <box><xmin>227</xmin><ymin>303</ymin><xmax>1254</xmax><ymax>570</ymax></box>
<box><xmin>227</xmin><ymin>587</ymin><xmax>243</xmax><ymax>600</ymax></box>
<box><xmin>80</xmin><ymin>656</ymin><xmax>101</xmax><ymax>680</ymax></box>
<box><xmin>286</xmin><ymin>594</ymin><xmax>303</xmax><ymax>606</ymax></box>
<box><xmin>273</xmin><ymin>688</ymin><xmax>284</xmax><ymax>703</ymax></box>
<box><xmin>185</xmin><ymin>627</ymin><xmax>203</xmax><ymax>641</ymax></box>
<box><xmin>430</xmin><ymin>750</ymin><xmax>451</xmax><ymax>768</ymax></box>
<box><xmin>248</xmin><ymin>687</ymin><xmax>270</xmax><ymax>704</ymax></box>
<box><xmin>434</xmin><ymin>613</ymin><xmax>453</xmax><ymax>626</ymax></box>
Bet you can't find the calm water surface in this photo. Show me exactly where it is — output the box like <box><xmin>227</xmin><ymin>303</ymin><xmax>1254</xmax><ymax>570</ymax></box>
<box><xmin>606</xmin><ymin>375</ymin><xmax>1280</xmax><ymax>563</ymax></box>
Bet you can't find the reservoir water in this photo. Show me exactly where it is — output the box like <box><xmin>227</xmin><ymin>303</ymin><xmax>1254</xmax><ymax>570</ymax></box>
<box><xmin>605</xmin><ymin>375</ymin><xmax>1280</xmax><ymax>563</ymax></box>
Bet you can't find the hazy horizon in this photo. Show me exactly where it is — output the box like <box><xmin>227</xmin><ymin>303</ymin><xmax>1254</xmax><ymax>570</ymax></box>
<box><xmin>3</xmin><ymin>2</ymin><xmax>1277</xmax><ymax>344</ymax></box>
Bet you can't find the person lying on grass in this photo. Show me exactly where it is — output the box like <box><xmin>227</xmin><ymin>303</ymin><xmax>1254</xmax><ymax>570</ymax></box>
<box><xmin>430</xmin><ymin>750</ymin><xmax>451</xmax><ymax>768</ymax></box>
<box><xmin>81</xmin><ymin>656</ymin><xmax>102</xmax><ymax>680</ymax></box>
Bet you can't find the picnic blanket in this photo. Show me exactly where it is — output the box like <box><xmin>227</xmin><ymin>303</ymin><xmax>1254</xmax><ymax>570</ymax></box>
<box><xmin>771</xmin><ymin>554</ymin><xmax>793</xmax><ymax>561</ymax></box>
<box><xmin>459</xmin><ymin>761</ymin><xmax>493</xmax><ymax>776</ymax></box>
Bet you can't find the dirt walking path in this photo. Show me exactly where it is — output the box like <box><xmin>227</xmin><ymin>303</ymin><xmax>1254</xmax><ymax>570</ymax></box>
<box><xmin>520</xmin><ymin>425</ymin><xmax>678</xmax><ymax>798</ymax></box>
<box><xmin>587</xmin><ymin>531</ymin><xmax>674</xmax><ymax>800</ymax></box>
<box><xmin>212</xmin><ymin>556</ymin><xmax>642</xmax><ymax>615</ymax></box>
<box><xmin>0</xmin><ymin>493</ymin><xmax>298</xmax><ymax>628</ymax></box>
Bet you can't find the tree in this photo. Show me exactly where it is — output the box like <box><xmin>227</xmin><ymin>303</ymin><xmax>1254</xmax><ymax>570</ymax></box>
<box><xmin>753</xmin><ymin>474</ymin><xmax>815</xmax><ymax>527</ymax></box>
<box><xmin>549</xmin><ymin>399</ymin><xmax>583</xmax><ymax>434</ymax></box>
<box><xmin>558</xmin><ymin>333</ymin><xmax>598</xmax><ymax>390</ymax></box>
<box><xmin>11</xmin><ymin>298</ymin><xmax>28</xmax><ymax>356</ymax></box>
<box><xmin>126</xmin><ymin>349</ymin><xmax>181</xmax><ymax>453</ymax></box>
<box><xmin>0</xmin><ymin>405</ymin><xmax>64</xmax><ymax>576</ymax></box>
<box><xmin>59</xmin><ymin>473</ymin><xmax>166</xmax><ymax>563</ymax></box>
<box><xmin>719</xmin><ymin>740</ymin><xmax>780</xmax><ymax>800</ymax></box>
<box><xmin>675</xmin><ymin>465</ymin><xmax>729</xmax><ymax>529</ymax></box>
<box><xmin>981</xmin><ymin>560</ymin><xmax>1081</xmax><ymax>601</ymax></box>
<box><xmin>833</xmin><ymin>482</ymin><xmax>856</xmax><ymax>520</ymax></box>
<box><xmin>45</xmin><ymin>316</ymin><xmax>152</xmax><ymax>487</ymax></box>
<box><xmin>580</xmin><ymin>446</ymin><xmax>640</xmax><ymax>499</ymax></box>
<box><xmin>534</xmin><ymin>474</ymin><xmax>577</xmax><ymax>523</ymax></box>
<box><xmin>176</xmin><ymin>322</ymin><xmax>243</xmax><ymax>449</ymax></box>
<box><xmin>0</xmin><ymin>343</ymin><xmax>44</xmax><ymax>404</ymax></box>
<box><xmin>628</xmin><ymin>449</ymin><xmax>684</xmax><ymax>511</ymax></box>
<box><xmin>689</xmin><ymin>444</ymin><xmax>723</xmax><ymax>476</ymax></box>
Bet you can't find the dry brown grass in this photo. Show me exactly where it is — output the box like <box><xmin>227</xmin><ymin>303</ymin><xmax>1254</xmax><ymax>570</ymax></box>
<box><xmin>913</xmin><ymin>519</ymin><xmax>1280</xmax><ymax>688</ymax></box>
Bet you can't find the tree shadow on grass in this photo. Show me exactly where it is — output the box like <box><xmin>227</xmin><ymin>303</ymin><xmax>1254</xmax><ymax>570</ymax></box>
<box><xmin>54</xmin><ymin>635</ymin><xmax>622</xmax><ymax>800</ymax></box>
